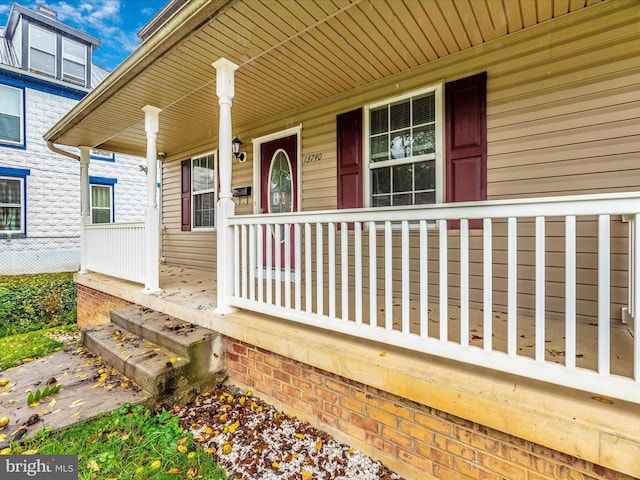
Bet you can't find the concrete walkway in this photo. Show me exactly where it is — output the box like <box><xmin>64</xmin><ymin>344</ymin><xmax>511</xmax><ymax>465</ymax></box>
<box><xmin>0</xmin><ymin>346</ymin><xmax>150</xmax><ymax>448</ymax></box>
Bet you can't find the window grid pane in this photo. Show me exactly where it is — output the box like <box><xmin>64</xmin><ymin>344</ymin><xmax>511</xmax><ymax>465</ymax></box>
<box><xmin>0</xmin><ymin>85</ymin><xmax>23</xmax><ymax>144</ymax></box>
<box><xmin>30</xmin><ymin>25</ymin><xmax>56</xmax><ymax>76</ymax></box>
<box><xmin>194</xmin><ymin>192</ymin><xmax>215</xmax><ymax>228</ymax></box>
<box><xmin>368</xmin><ymin>89</ymin><xmax>438</xmax><ymax>207</ymax></box>
<box><xmin>0</xmin><ymin>177</ymin><xmax>23</xmax><ymax>232</ymax></box>
<box><xmin>91</xmin><ymin>185</ymin><xmax>112</xmax><ymax>224</ymax></box>
<box><xmin>192</xmin><ymin>153</ymin><xmax>215</xmax><ymax>228</ymax></box>
<box><xmin>62</xmin><ymin>38</ymin><xmax>86</xmax><ymax>83</ymax></box>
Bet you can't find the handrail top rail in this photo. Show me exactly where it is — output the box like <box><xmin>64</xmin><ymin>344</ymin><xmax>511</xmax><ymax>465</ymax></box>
<box><xmin>85</xmin><ymin>222</ymin><xmax>145</xmax><ymax>230</ymax></box>
<box><xmin>228</xmin><ymin>191</ymin><xmax>640</xmax><ymax>226</ymax></box>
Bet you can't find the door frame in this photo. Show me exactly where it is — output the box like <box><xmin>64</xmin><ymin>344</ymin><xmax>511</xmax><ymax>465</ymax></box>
<box><xmin>252</xmin><ymin>125</ymin><xmax>302</xmax><ymax>215</ymax></box>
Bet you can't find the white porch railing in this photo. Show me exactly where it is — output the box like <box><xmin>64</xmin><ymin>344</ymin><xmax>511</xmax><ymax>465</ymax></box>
<box><xmin>85</xmin><ymin>222</ymin><xmax>145</xmax><ymax>283</ymax></box>
<box><xmin>228</xmin><ymin>192</ymin><xmax>640</xmax><ymax>404</ymax></box>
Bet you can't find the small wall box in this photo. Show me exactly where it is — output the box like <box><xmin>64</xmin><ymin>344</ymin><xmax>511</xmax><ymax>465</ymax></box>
<box><xmin>233</xmin><ymin>186</ymin><xmax>252</xmax><ymax>197</ymax></box>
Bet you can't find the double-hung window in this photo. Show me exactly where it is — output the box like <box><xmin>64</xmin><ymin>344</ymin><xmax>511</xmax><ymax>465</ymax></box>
<box><xmin>0</xmin><ymin>85</ymin><xmax>24</xmax><ymax>146</ymax></box>
<box><xmin>62</xmin><ymin>37</ymin><xmax>87</xmax><ymax>85</ymax></box>
<box><xmin>29</xmin><ymin>24</ymin><xmax>56</xmax><ymax>77</ymax></box>
<box><xmin>90</xmin><ymin>177</ymin><xmax>116</xmax><ymax>224</ymax></box>
<box><xmin>0</xmin><ymin>167</ymin><xmax>29</xmax><ymax>235</ymax></box>
<box><xmin>192</xmin><ymin>153</ymin><xmax>216</xmax><ymax>228</ymax></box>
<box><xmin>365</xmin><ymin>84</ymin><xmax>442</xmax><ymax>207</ymax></box>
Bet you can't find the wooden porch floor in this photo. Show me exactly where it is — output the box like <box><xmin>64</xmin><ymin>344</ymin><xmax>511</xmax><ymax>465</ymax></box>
<box><xmin>81</xmin><ymin>264</ymin><xmax>635</xmax><ymax>380</ymax></box>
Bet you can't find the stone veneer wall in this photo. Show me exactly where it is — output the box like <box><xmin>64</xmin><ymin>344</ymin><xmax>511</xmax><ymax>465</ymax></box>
<box><xmin>76</xmin><ymin>284</ymin><xmax>133</xmax><ymax>328</ymax></box>
<box><xmin>225</xmin><ymin>338</ymin><xmax>634</xmax><ymax>480</ymax></box>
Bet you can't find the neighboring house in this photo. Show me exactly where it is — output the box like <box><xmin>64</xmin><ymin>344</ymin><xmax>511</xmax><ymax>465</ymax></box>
<box><xmin>0</xmin><ymin>3</ymin><xmax>147</xmax><ymax>275</ymax></box>
<box><xmin>44</xmin><ymin>1</ymin><xmax>640</xmax><ymax>479</ymax></box>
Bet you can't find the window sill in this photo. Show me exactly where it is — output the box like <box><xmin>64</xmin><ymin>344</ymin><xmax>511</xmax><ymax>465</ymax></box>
<box><xmin>0</xmin><ymin>233</ymin><xmax>26</xmax><ymax>239</ymax></box>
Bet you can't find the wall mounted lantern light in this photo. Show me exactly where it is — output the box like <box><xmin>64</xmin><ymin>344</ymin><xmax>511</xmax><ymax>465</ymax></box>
<box><xmin>232</xmin><ymin>136</ymin><xmax>246</xmax><ymax>162</ymax></box>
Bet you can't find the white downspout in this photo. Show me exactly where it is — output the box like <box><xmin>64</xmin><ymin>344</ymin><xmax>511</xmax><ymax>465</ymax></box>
<box><xmin>142</xmin><ymin>105</ymin><xmax>162</xmax><ymax>294</ymax></box>
<box><xmin>212</xmin><ymin>58</ymin><xmax>238</xmax><ymax>315</ymax></box>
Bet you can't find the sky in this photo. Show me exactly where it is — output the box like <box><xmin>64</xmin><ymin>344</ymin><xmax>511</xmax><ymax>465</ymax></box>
<box><xmin>0</xmin><ymin>0</ymin><xmax>169</xmax><ymax>71</ymax></box>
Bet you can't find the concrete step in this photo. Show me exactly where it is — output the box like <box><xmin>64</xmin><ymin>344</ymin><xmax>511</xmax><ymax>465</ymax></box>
<box><xmin>110</xmin><ymin>305</ymin><xmax>223</xmax><ymax>380</ymax></box>
<box><xmin>82</xmin><ymin>308</ymin><xmax>225</xmax><ymax>406</ymax></box>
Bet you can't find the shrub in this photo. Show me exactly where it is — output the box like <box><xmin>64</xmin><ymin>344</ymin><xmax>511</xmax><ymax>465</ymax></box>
<box><xmin>0</xmin><ymin>273</ymin><xmax>76</xmax><ymax>337</ymax></box>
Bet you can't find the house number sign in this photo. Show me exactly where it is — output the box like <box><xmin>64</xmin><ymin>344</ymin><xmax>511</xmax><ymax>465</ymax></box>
<box><xmin>303</xmin><ymin>152</ymin><xmax>323</xmax><ymax>163</ymax></box>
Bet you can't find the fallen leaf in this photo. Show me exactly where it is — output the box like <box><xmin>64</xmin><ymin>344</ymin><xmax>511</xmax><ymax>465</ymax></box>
<box><xmin>228</xmin><ymin>420</ymin><xmax>240</xmax><ymax>433</ymax></box>
<box><xmin>86</xmin><ymin>460</ymin><xmax>100</xmax><ymax>471</ymax></box>
<box><xmin>591</xmin><ymin>396</ymin><xmax>614</xmax><ymax>404</ymax></box>
<box><xmin>379</xmin><ymin>351</ymin><xmax>387</xmax><ymax>357</ymax></box>
<box><xmin>177</xmin><ymin>445</ymin><xmax>188</xmax><ymax>453</ymax></box>
<box><xmin>302</xmin><ymin>470</ymin><xmax>312</xmax><ymax>480</ymax></box>
<box><xmin>272</xmin><ymin>461</ymin><xmax>279</xmax><ymax>469</ymax></box>
<box><xmin>187</xmin><ymin>466</ymin><xmax>198</xmax><ymax>478</ymax></box>
<box><xmin>316</xmin><ymin>439</ymin><xmax>323</xmax><ymax>452</ymax></box>
<box><xmin>70</xmin><ymin>412</ymin><xmax>81</xmax><ymax>418</ymax></box>
<box><xmin>295</xmin><ymin>433</ymin><xmax>305</xmax><ymax>440</ymax></box>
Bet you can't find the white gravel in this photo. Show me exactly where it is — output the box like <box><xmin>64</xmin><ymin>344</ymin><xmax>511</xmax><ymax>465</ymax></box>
<box><xmin>174</xmin><ymin>386</ymin><xmax>404</xmax><ymax>480</ymax></box>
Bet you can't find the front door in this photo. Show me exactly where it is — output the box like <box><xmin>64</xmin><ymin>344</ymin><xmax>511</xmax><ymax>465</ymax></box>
<box><xmin>260</xmin><ymin>134</ymin><xmax>298</xmax><ymax>269</ymax></box>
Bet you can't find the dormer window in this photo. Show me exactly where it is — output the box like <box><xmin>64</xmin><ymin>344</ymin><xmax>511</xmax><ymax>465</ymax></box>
<box><xmin>29</xmin><ymin>24</ymin><xmax>56</xmax><ymax>77</ymax></box>
<box><xmin>62</xmin><ymin>37</ymin><xmax>86</xmax><ymax>85</ymax></box>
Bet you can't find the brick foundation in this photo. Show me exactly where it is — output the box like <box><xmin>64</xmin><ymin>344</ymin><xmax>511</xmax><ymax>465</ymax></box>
<box><xmin>76</xmin><ymin>284</ymin><xmax>132</xmax><ymax>328</ymax></box>
<box><xmin>225</xmin><ymin>337</ymin><xmax>634</xmax><ymax>480</ymax></box>
<box><xmin>75</xmin><ymin>285</ymin><xmax>634</xmax><ymax>479</ymax></box>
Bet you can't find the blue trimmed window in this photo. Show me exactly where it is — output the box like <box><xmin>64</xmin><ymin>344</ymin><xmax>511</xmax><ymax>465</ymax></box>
<box><xmin>0</xmin><ymin>84</ymin><xmax>25</xmax><ymax>147</ymax></box>
<box><xmin>0</xmin><ymin>166</ymin><xmax>30</xmax><ymax>236</ymax></box>
<box><xmin>89</xmin><ymin>176</ymin><xmax>116</xmax><ymax>224</ymax></box>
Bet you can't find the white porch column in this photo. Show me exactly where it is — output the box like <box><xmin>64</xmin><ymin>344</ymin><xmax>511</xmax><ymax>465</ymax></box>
<box><xmin>212</xmin><ymin>58</ymin><xmax>238</xmax><ymax>314</ymax></box>
<box><xmin>78</xmin><ymin>146</ymin><xmax>90</xmax><ymax>274</ymax></box>
<box><xmin>142</xmin><ymin>105</ymin><xmax>162</xmax><ymax>294</ymax></box>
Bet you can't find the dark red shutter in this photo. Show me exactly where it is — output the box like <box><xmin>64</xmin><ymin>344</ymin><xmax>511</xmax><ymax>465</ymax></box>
<box><xmin>445</xmin><ymin>72</ymin><xmax>487</xmax><ymax>229</ymax></box>
<box><xmin>337</xmin><ymin>108</ymin><xmax>363</xmax><ymax>210</ymax></box>
<box><xmin>181</xmin><ymin>159</ymin><xmax>191</xmax><ymax>231</ymax></box>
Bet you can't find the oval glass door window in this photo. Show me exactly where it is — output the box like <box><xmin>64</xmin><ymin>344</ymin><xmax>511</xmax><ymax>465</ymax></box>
<box><xmin>268</xmin><ymin>150</ymin><xmax>292</xmax><ymax>243</ymax></box>
<box><xmin>269</xmin><ymin>150</ymin><xmax>293</xmax><ymax>214</ymax></box>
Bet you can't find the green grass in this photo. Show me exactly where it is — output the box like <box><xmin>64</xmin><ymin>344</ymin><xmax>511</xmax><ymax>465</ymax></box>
<box><xmin>0</xmin><ymin>324</ymin><xmax>78</xmax><ymax>371</ymax></box>
<box><xmin>7</xmin><ymin>403</ymin><xmax>227</xmax><ymax>480</ymax></box>
<box><xmin>0</xmin><ymin>275</ymin><xmax>226</xmax><ymax>479</ymax></box>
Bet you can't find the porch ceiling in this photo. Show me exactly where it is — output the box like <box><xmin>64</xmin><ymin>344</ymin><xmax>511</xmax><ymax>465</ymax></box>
<box><xmin>45</xmin><ymin>0</ymin><xmax>606</xmax><ymax>158</ymax></box>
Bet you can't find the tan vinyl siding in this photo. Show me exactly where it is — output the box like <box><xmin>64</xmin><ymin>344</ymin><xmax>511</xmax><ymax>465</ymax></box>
<box><xmin>161</xmin><ymin>1</ymin><xmax>639</xmax><ymax>320</ymax></box>
<box><xmin>161</xmin><ymin>159</ymin><xmax>216</xmax><ymax>271</ymax></box>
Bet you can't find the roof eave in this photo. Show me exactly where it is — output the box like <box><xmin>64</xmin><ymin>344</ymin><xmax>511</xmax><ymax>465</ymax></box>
<box><xmin>43</xmin><ymin>0</ymin><xmax>232</xmax><ymax>148</ymax></box>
